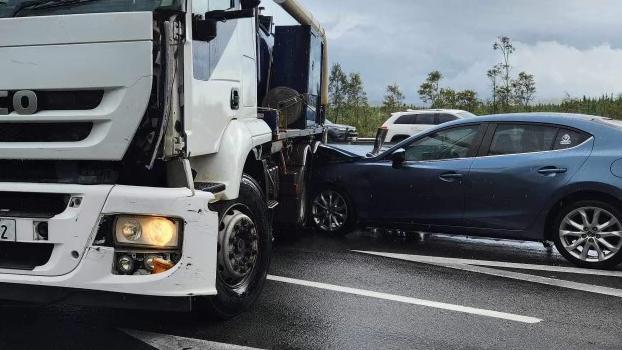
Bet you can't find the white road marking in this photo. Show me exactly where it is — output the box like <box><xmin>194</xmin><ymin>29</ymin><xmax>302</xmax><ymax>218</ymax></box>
<box><xmin>352</xmin><ymin>250</ymin><xmax>622</xmax><ymax>277</ymax></box>
<box><xmin>121</xmin><ymin>329</ymin><xmax>263</xmax><ymax>350</ymax></box>
<box><xmin>267</xmin><ymin>275</ymin><xmax>542</xmax><ymax>324</ymax></box>
<box><xmin>354</xmin><ymin>251</ymin><xmax>622</xmax><ymax>298</ymax></box>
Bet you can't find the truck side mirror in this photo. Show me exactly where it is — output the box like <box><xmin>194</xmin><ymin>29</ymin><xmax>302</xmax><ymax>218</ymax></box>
<box><xmin>192</xmin><ymin>16</ymin><xmax>218</xmax><ymax>42</ymax></box>
<box><xmin>391</xmin><ymin>148</ymin><xmax>406</xmax><ymax>169</ymax></box>
<box><xmin>241</xmin><ymin>0</ymin><xmax>261</xmax><ymax>10</ymax></box>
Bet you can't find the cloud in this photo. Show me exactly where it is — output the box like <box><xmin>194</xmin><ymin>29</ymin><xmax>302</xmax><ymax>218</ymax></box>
<box><xmin>261</xmin><ymin>0</ymin><xmax>622</xmax><ymax>105</ymax></box>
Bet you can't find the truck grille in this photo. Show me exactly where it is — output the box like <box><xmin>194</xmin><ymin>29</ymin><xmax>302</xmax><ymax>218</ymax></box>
<box><xmin>1</xmin><ymin>90</ymin><xmax>104</xmax><ymax>113</ymax></box>
<box><xmin>0</xmin><ymin>192</ymin><xmax>70</xmax><ymax>219</ymax></box>
<box><xmin>0</xmin><ymin>242</ymin><xmax>54</xmax><ymax>270</ymax></box>
<box><xmin>0</xmin><ymin>122</ymin><xmax>93</xmax><ymax>142</ymax></box>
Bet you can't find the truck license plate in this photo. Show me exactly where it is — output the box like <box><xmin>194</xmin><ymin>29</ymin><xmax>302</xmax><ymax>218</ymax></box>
<box><xmin>0</xmin><ymin>219</ymin><xmax>16</xmax><ymax>242</ymax></box>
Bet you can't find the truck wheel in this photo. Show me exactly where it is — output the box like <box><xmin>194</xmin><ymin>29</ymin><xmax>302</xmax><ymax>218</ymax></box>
<box><xmin>553</xmin><ymin>200</ymin><xmax>622</xmax><ymax>269</ymax></box>
<box><xmin>200</xmin><ymin>174</ymin><xmax>272</xmax><ymax>319</ymax></box>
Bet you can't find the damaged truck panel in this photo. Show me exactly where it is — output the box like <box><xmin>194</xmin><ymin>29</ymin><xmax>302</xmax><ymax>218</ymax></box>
<box><xmin>0</xmin><ymin>0</ymin><xmax>328</xmax><ymax>316</ymax></box>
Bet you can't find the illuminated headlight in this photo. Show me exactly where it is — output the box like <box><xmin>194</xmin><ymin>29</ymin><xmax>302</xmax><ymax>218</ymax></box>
<box><xmin>114</xmin><ymin>216</ymin><xmax>180</xmax><ymax>249</ymax></box>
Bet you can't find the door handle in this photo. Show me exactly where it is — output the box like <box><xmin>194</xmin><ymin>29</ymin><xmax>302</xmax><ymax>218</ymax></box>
<box><xmin>230</xmin><ymin>88</ymin><xmax>240</xmax><ymax>110</ymax></box>
<box><xmin>439</xmin><ymin>172</ymin><xmax>464</xmax><ymax>182</ymax></box>
<box><xmin>537</xmin><ymin>167</ymin><xmax>568</xmax><ymax>176</ymax></box>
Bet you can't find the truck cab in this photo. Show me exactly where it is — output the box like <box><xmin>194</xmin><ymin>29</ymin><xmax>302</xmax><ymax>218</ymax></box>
<box><xmin>0</xmin><ymin>0</ymin><xmax>327</xmax><ymax>317</ymax></box>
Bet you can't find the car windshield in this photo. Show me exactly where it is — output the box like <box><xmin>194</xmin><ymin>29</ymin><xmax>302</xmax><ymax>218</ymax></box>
<box><xmin>0</xmin><ymin>0</ymin><xmax>179</xmax><ymax>18</ymax></box>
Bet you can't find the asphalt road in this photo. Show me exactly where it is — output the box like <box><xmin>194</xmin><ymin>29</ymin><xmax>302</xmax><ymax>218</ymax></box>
<box><xmin>1</xmin><ymin>230</ymin><xmax>621</xmax><ymax>350</ymax></box>
<box><xmin>2</xmin><ymin>144</ymin><xmax>621</xmax><ymax>349</ymax></box>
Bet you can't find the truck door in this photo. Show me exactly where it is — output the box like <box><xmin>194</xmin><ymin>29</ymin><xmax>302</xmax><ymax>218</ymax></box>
<box><xmin>185</xmin><ymin>0</ymin><xmax>257</xmax><ymax>156</ymax></box>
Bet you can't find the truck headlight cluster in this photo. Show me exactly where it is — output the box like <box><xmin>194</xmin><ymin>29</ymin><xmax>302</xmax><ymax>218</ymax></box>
<box><xmin>114</xmin><ymin>216</ymin><xmax>180</xmax><ymax>249</ymax></box>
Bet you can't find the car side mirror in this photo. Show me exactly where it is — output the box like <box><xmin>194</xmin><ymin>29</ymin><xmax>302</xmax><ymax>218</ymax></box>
<box><xmin>392</xmin><ymin>148</ymin><xmax>406</xmax><ymax>169</ymax></box>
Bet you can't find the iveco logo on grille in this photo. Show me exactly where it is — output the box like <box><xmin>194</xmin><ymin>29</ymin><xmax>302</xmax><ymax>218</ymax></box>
<box><xmin>0</xmin><ymin>90</ymin><xmax>38</xmax><ymax>115</ymax></box>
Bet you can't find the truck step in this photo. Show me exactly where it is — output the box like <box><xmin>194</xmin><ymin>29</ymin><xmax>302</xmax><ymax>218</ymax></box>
<box><xmin>195</xmin><ymin>182</ymin><xmax>226</xmax><ymax>194</ymax></box>
<box><xmin>267</xmin><ymin>200</ymin><xmax>279</xmax><ymax>209</ymax></box>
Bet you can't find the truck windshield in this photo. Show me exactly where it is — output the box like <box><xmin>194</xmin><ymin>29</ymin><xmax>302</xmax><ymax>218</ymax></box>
<box><xmin>0</xmin><ymin>0</ymin><xmax>180</xmax><ymax>18</ymax></box>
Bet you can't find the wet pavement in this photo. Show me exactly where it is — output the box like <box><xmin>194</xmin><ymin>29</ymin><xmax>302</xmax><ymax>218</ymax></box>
<box><xmin>1</xmin><ymin>230</ymin><xmax>621</xmax><ymax>350</ymax></box>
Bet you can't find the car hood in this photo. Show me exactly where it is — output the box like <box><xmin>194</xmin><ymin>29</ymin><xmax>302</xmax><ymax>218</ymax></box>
<box><xmin>328</xmin><ymin>123</ymin><xmax>355</xmax><ymax>130</ymax></box>
<box><xmin>316</xmin><ymin>144</ymin><xmax>362</xmax><ymax>163</ymax></box>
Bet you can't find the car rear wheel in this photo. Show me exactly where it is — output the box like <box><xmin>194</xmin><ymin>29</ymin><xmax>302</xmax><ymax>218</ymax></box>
<box><xmin>311</xmin><ymin>188</ymin><xmax>354</xmax><ymax>235</ymax></box>
<box><xmin>553</xmin><ymin>200</ymin><xmax>622</xmax><ymax>269</ymax></box>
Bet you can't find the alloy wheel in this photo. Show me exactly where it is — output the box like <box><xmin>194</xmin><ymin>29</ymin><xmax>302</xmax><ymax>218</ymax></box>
<box><xmin>312</xmin><ymin>190</ymin><xmax>348</xmax><ymax>233</ymax></box>
<box><xmin>559</xmin><ymin>207</ymin><xmax>622</xmax><ymax>263</ymax></box>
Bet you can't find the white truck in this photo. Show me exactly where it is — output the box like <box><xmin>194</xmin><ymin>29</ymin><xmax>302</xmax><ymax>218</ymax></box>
<box><xmin>0</xmin><ymin>0</ymin><xmax>328</xmax><ymax>317</ymax></box>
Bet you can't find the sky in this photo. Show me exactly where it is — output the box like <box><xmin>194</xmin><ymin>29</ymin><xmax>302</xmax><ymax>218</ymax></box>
<box><xmin>262</xmin><ymin>0</ymin><xmax>622</xmax><ymax>106</ymax></box>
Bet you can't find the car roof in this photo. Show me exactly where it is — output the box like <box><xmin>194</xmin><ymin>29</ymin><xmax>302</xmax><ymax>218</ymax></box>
<box><xmin>392</xmin><ymin>109</ymin><xmax>468</xmax><ymax>116</ymax></box>
<box><xmin>441</xmin><ymin>112</ymin><xmax>622</xmax><ymax>134</ymax></box>
<box><xmin>374</xmin><ymin>112</ymin><xmax>622</xmax><ymax>160</ymax></box>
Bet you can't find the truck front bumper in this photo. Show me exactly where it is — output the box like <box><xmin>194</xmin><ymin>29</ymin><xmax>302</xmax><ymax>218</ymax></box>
<box><xmin>0</xmin><ymin>183</ymin><xmax>219</xmax><ymax>308</ymax></box>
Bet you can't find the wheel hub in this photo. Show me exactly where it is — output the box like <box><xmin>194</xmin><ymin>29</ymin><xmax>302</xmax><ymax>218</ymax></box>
<box><xmin>312</xmin><ymin>190</ymin><xmax>348</xmax><ymax>233</ymax></box>
<box><xmin>218</xmin><ymin>209</ymin><xmax>259</xmax><ymax>284</ymax></box>
<box><xmin>559</xmin><ymin>206</ymin><xmax>622</xmax><ymax>263</ymax></box>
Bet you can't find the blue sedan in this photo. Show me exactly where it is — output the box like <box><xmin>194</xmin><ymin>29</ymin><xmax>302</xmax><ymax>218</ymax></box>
<box><xmin>311</xmin><ymin>113</ymin><xmax>622</xmax><ymax>268</ymax></box>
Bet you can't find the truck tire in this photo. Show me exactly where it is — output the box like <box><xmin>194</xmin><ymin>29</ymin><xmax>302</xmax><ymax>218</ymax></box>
<box><xmin>199</xmin><ymin>174</ymin><xmax>272</xmax><ymax>319</ymax></box>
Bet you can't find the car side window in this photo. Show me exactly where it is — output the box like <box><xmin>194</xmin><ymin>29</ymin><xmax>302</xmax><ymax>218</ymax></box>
<box><xmin>404</xmin><ymin>125</ymin><xmax>480</xmax><ymax>162</ymax></box>
<box><xmin>437</xmin><ymin>114</ymin><xmax>457</xmax><ymax>124</ymax></box>
<box><xmin>553</xmin><ymin>129</ymin><xmax>590</xmax><ymax>150</ymax></box>
<box><xmin>488</xmin><ymin>124</ymin><xmax>557</xmax><ymax>156</ymax></box>
<box><xmin>394</xmin><ymin>114</ymin><xmax>417</xmax><ymax>125</ymax></box>
<box><xmin>417</xmin><ymin>114</ymin><xmax>435</xmax><ymax>125</ymax></box>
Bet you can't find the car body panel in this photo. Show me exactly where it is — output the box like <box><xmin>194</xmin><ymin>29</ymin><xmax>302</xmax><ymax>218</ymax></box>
<box><xmin>368</xmin><ymin>157</ymin><xmax>474</xmax><ymax>227</ymax></box>
<box><xmin>465</xmin><ymin>139</ymin><xmax>594</xmax><ymax>234</ymax></box>
<box><xmin>314</xmin><ymin>113</ymin><xmax>622</xmax><ymax>242</ymax></box>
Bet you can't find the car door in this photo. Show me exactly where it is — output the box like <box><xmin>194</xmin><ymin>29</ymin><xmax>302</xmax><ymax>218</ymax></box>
<box><xmin>464</xmin><ymin>123</ymin><xmax>594</xmax><ymax>233</ymax></box>
<box><xmin>369</xmin><ymin>124</ymin><xmax>486</xmax><ymax>228</ymax></box>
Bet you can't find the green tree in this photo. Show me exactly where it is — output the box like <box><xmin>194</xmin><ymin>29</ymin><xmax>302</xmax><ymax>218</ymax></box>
<box><xmin>456</xmin><ymin>89</ymin><xmax>480</xmax><ymax>111</ymax></box>
<box><xmin>383</xmin><ymin>83</ymin><xmax>405</xmax><ymax>112</ymax></box>
<box><xmin>487</xmin><ymin>64</ymin><xmax>502</xmax><ymax>113</ymax></box>
<box><xmin>434</xmin><ymin>88</ymin><xmax>457</xmax><ymax>108</ymax></box>
<box><xmin>493</xmin><ymin>36</ymin><xmax>515</xmax><ymax>109</ymax></box>
<box><xmin>344</xmin><ymin>72</ymin><xmax>368</xmax><ymax>123</ymax></box>
<box><xmin>418</xmin><ymin>70</ymin><xmax>443</xmax><ymax>105</ymax></box>
<box><xmin>345</xmin><ymin>72</ymin><xmax>368</xmax><ymax>108</ymax></box>
<box><xmin>328</xmin><ymin>63</ymin><xmax>348</xmax><ymax>122</ymax></box>
<box><xmin>512</xmin><ymin>72</ymin><xmax>536</xmax><ymax>108</ymax></box>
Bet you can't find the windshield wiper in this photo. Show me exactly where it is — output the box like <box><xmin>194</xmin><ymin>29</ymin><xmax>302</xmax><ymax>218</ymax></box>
<box><xmin>12</xmin><ymin>0</ymin><xmax>101</xmax><ymax>17</ymax></box>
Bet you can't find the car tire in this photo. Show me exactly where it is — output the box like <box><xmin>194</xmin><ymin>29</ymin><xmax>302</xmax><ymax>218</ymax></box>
<box><xmin>310</xmin><ymin>186</ymin><xmax>355</xmax><ymax>235</ymax></box>
<box><xmin>197</xmin><ymin>174</ymin><xmax>272</xmax><ymax>319</ymax></box>
<box><xmin>553</xmin><ymin>200</ymin><xmax>622</xmax><ymax>269</ymax></box>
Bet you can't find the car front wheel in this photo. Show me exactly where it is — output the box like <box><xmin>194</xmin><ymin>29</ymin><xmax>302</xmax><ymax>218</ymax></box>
<box><xmin>311</xmin><ymin>188</ymin><xmax>354</xmax><ymax>235</ymax></box>
<box><xmin>553</xmin><ymin>200</ymin><xmax>622</xmax><ymax>269</ymax></box>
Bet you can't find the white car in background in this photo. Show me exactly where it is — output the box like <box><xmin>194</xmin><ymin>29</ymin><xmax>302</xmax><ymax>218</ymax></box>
<box><xmin>382</xmin><ymin>109</ymin><xmax>477</xmax><ymax>143</ymax></box>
